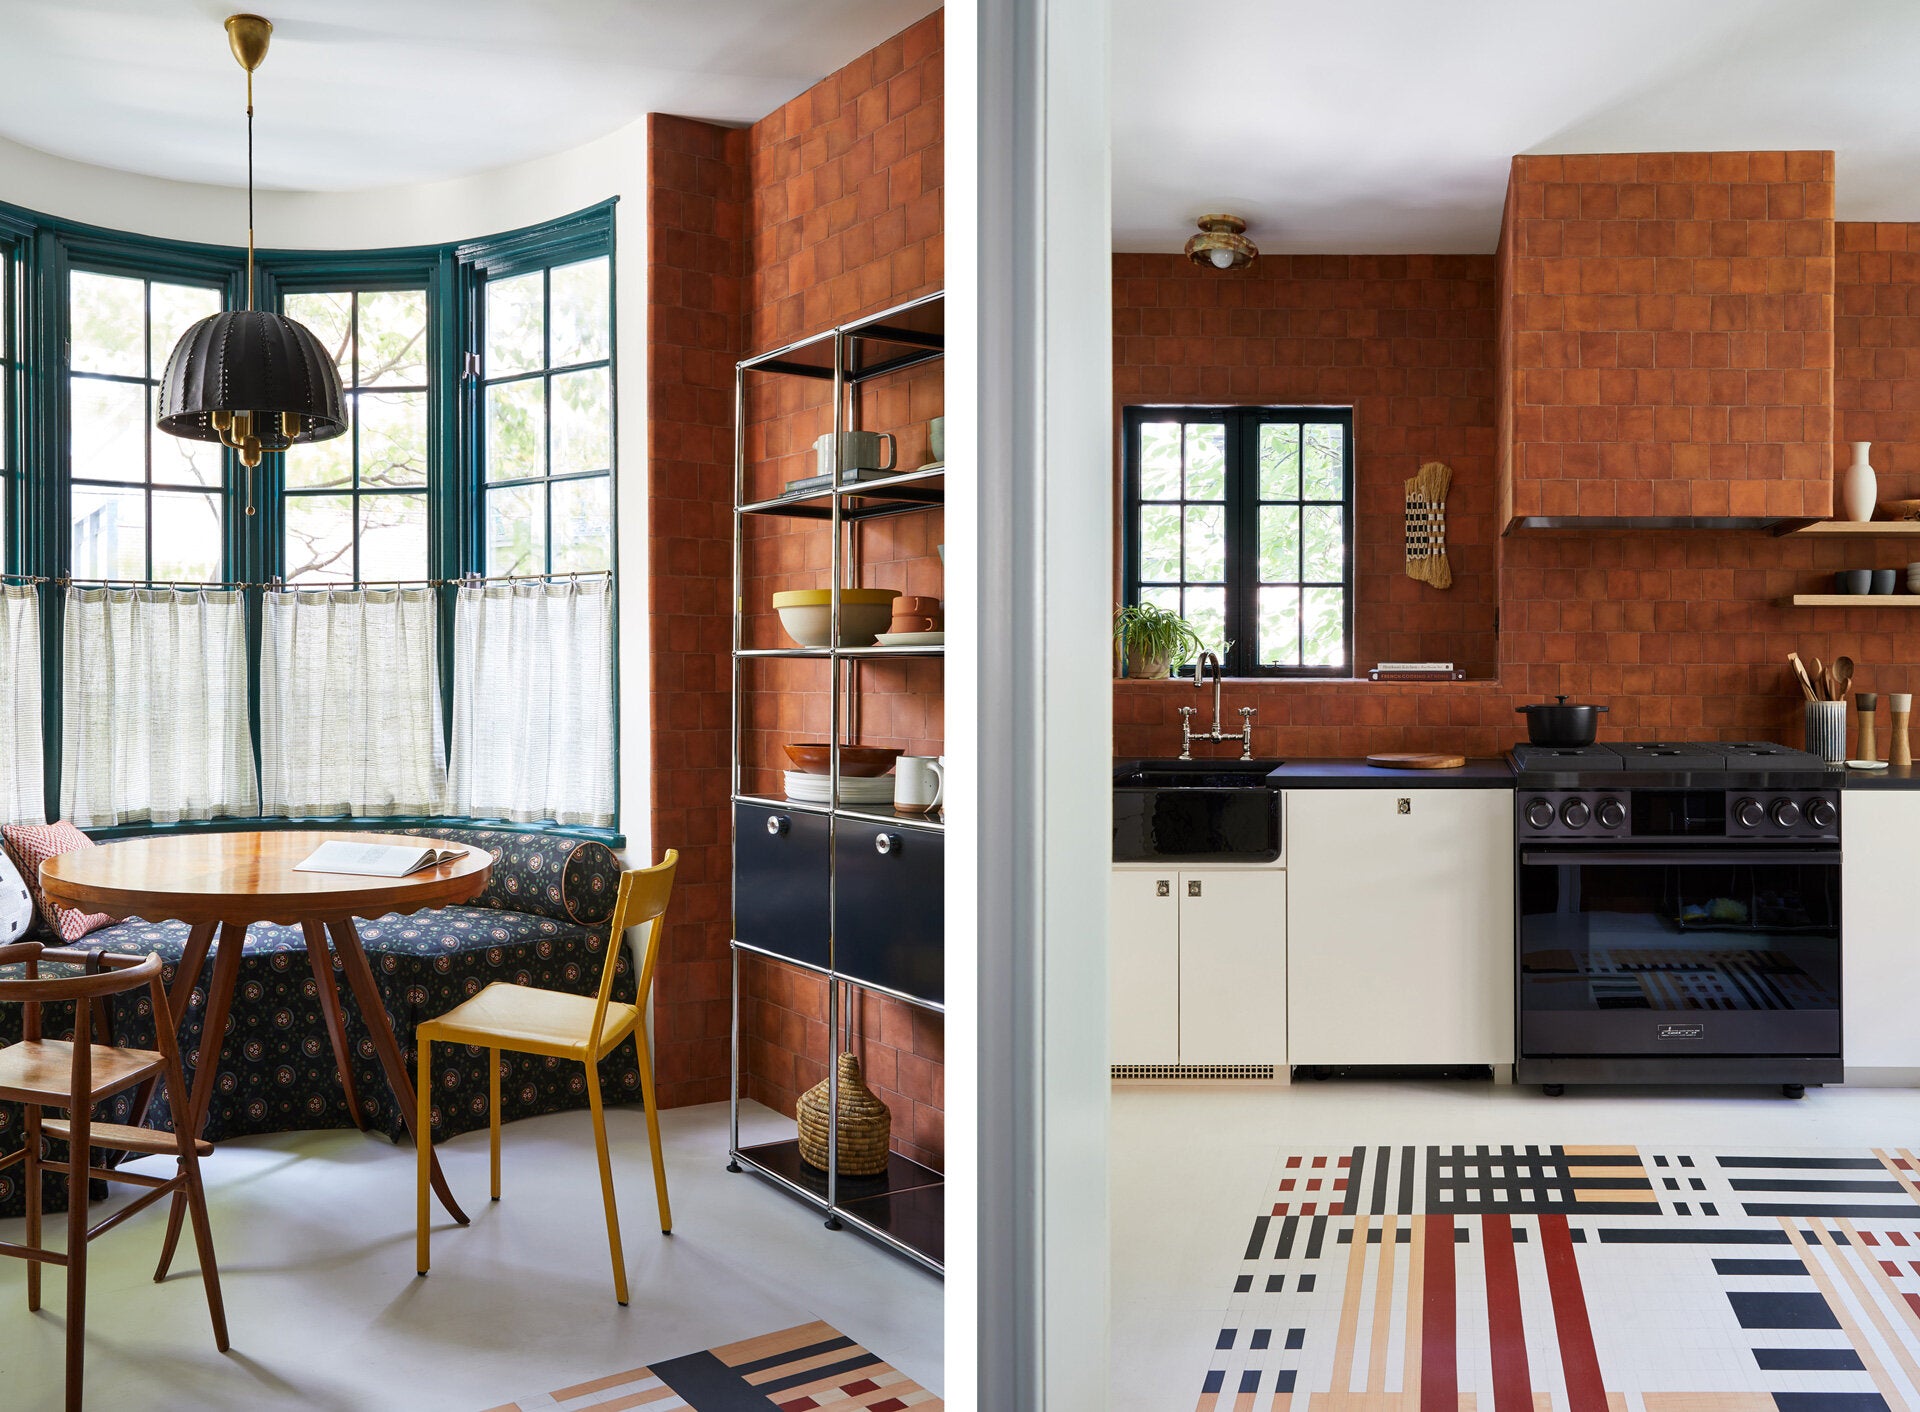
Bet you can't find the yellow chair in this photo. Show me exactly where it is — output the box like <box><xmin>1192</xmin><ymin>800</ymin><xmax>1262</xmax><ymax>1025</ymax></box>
<box><xmin>415</xmin><ymin>849</ymin><xmax>677</xmax><ymax>1304</ymax></box>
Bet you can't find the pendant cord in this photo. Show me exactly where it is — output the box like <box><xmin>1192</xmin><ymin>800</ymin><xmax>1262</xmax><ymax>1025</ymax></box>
<box><xmin>245</xmin><ymin>68</ymin><xmax>255</xmax><ymax>312</ymax></box>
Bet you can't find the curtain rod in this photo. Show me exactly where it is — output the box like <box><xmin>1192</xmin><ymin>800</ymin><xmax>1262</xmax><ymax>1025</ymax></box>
<box><xmin>22</xmin><ymin>570</ymin><xmax>614</xmax><ymax>591</ymax></box>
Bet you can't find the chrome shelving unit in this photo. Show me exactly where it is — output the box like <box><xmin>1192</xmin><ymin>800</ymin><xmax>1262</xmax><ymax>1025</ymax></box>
<box><xmin>727</xmin><ymin>291</ymin><xmax>945</xmax><ymax>1275</ymax></box>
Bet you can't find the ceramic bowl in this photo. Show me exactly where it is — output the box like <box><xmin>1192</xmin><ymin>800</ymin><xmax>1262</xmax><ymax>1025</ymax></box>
<box><xmin>783</xmin><ymin>743</ymin><xmax>902</xmax><ymax>777</ymax></box>
<box><xmin>1907</xmin><ymin>562</ymin><xmax>1920</xmax><ymax>594</ymax></box>
<box><xmin>1874</xmin><ymin>568</ymin><xmax>1899</xmax><ymax>595</ymax></box>
<box><xmin>1837</xmin><ymin>569</ymin><xmax>1873</xmax><ymax>596</ymax></box>
<box><xmin>771</xmin><ymin>588</ymin><xmax>899</xmax><ymax>647</ymax></box>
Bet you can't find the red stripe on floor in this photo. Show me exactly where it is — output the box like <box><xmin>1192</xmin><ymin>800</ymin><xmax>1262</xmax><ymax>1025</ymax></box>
<box><xmin>1539</xmin><ymin>1214</ymin><xmax>1607</xmax><ymax>1412</ymax></box>
<box><xmin>1482</xmin><ymin>1214</ymin><xmax>1533</xmax><ymax>1412</ymax></box>
<box><xmin>1421</xmin><ymin>1214</ymin><xmax>1456</xmax><ymax>1412</ymax></box>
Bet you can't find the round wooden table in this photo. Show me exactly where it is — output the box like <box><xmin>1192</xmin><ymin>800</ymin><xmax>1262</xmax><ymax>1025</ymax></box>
<box><xmin>40</xmin><ymin>831</ymin><xmax>494</xmax><ymax>1273</ymax></box>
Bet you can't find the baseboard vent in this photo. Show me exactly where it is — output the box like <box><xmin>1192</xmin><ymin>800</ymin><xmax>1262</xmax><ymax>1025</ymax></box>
<box><xmin>1111</xmin><ymin>1063</ymin><xmax>1277</xmax><ymax>1081</ymax></box>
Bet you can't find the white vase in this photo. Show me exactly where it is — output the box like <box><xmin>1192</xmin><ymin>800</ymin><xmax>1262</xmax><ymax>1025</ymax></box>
<box><xmin>1842</xmin><ymin>440</ymin><xmax>1878</xmax><ymax>523</ymax></box>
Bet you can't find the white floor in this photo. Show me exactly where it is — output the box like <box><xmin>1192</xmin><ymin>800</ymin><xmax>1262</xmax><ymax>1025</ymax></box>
<box><xmin>1110</xmin><ymin>1076</ymin><xmax>1920</xmax><ymax>1412</ymax></box>
<box><xmin>0</xmin><ymin>1100</ymin><xmax>943</xmax><ymax>1412</ymax></box>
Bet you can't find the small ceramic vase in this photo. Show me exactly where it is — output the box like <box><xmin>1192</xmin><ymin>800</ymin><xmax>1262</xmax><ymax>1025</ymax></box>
<box><xmin>1856</xmin><ymin>693</ymin><xmax>1879</xmax><ymax>763</ymax></box>
<box><xmin>1843</xmin><ymin>441</ymin><xmax>1878</xmax><ymax>523</ymax></box>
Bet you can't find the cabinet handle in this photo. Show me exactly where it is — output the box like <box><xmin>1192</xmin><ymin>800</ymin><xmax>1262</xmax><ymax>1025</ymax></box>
<box><xmin>766</xmin><ymin>815</ymin><xmax>790</xmax><ymax>837</ymax></box>
<box><xmin>876</xmin><ymin>832</ymin><xmax>903</xmax><ymax>856</ymax></box>
<box><xmin>1187</xmin><ymin>880</ymin><xmax>1202</xmax><ymax>897</ymax></box>
<box><xmin>1398</xmin><ymin>798</ymin><xmax>1411</xmax><ymax>815</ymax></box>
<box><xmin>1156</xmin><ymin>879</ymin><xmax>1170</xmax><ymax>897</ymax></box>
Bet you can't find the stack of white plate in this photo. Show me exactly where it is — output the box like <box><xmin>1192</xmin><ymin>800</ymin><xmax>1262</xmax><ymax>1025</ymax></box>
<box><xmin>783</xmin><ymin>771</ymin><xmax>895</xmax><ymax>804</ymax></box>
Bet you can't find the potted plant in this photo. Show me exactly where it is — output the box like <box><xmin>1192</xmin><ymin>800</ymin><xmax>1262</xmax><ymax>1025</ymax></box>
<box><xmin>1113</xmin><ymin>602</ymin><xmax>1206</xmax><ymax>679</ymax></box>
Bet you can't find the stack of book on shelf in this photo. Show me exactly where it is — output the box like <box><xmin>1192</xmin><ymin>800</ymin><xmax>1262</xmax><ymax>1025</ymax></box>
<box><xmin>782</xmin><ymin>466</ymin><xmax>898</xmax><ymax>497</ymax></box>
<box><xmin>1367</xmin><ymin>661</ymin><xmax>1465</xmax><ymax>682</ymax></box>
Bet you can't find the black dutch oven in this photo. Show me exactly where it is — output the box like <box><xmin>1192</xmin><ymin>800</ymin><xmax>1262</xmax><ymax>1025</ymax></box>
<box><xmin>1516</xmin><ymin>695</ymin><xmax>1608</xmax><ymax>747</ymax></box>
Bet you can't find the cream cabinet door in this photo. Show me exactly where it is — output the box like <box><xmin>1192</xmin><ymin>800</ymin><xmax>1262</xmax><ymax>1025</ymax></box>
<box><xmin>1285</xmin><ymin>789</ymin><xmax>1514</xmax><ymax>1066</ymax></box>
<box><xmin>1841</xmin><ymin>790</ymin><xmax>1920</xmax><ymax>1072</ymax></box>
<box><xmin>1178</xmin><ymin>869</ymin><xmax>1287</xmax><ymax>1066</ymax></box>
<box><xmin>1110</xmin><ymin>869</ymin><xmax>1180</xmax><ymax>1064</ymax></box>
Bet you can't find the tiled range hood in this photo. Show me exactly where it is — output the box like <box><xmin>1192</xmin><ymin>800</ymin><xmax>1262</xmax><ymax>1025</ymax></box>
<box><xmin>1497</xmin><ymin>151</ymin><xmax>1836</xmax><ymax>530</ymax></box>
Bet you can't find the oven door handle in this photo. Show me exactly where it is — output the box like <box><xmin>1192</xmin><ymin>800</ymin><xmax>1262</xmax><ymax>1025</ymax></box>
<box><xmin>1521</xmin><ymin>848</ymin><xmax>1840</xmax><ymax>866</ymax></box>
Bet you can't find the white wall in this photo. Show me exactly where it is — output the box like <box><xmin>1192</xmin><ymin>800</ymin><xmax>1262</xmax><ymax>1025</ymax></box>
<box><xmin>0</xmin><ymin>126</ymin><xmax>652</xmax><ymax>863</ymax></box>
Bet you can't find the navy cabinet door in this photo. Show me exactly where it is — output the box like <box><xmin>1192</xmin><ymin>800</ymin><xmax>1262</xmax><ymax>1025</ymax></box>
<box><xmin>734</xmin><ymin>803</ymin><xmax>831</xmax><ymax>971</ymax></box>
<box><xmin>834</xmin><ymin>822</ymin><xmax>943</xmax><ymax>1004</ymax></box>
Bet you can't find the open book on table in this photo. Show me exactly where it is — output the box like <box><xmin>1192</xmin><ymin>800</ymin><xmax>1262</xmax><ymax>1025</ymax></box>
<box><xmin>294</xmin><ymin>841</ymin><xmax>468</xmax><ymax>878</ymax></box>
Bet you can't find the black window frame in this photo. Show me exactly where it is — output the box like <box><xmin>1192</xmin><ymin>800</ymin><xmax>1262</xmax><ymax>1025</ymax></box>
<box><xmin>1122</xmin><ymin>404</ymin><xmax>1356</xmax><ymax>678</ymax></box>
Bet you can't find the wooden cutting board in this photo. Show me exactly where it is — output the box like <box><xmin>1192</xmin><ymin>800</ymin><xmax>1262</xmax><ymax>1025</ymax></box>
<box><xmin>1366</xmin><ymin>752</ymin><xmax>1467</xmax><ymax>770</ymax></box>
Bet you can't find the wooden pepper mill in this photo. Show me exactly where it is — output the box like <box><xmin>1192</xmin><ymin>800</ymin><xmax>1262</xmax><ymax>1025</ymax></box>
<box><xmin>1893</xmin><ymin>693</ymin><xmax>1913</xmax><ymax>769</ymax></box>
<box><xmin>1856</xmin><ymin>692</ymin><xmax>1879</xmax><ymax>763</ymax></box>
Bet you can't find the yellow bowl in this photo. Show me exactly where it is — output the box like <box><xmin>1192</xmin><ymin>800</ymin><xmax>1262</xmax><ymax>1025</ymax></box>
<box><xmin>771</xmin><ymin>589</ymin><xmax>900</xmax><ymax>607</ymax></box>
<box><xmin>771</xmin><ymin>588</ymin><xmax>899</xmax><ymax>646</ymax></box>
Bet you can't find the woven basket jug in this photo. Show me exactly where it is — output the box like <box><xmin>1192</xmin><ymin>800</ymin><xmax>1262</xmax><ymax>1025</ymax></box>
<box><xmin>797</xmin><ymin>1052</ymin><xmax>892</xmax><ymax>1176</ymax></box>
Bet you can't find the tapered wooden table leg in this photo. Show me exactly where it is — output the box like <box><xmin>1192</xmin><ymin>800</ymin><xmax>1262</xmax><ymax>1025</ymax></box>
<box><xmin>155</xmin><ymin>920</ymin><xmax>247</xmax><ymax>1282</ymax></box>
<box><xmin>327</xmin><ymin>918</ymin><xmax>469</xmax><ymax>1226</ymax></box>
<box><xmin>131</xmin><ymin>920</ymin><xmax>216</xmax><ymax>1130</ymax></box>
<box><xmin>300</xmin><ymin>921</ymin><xmax>365</xmax><ymax>1130</ymax></box>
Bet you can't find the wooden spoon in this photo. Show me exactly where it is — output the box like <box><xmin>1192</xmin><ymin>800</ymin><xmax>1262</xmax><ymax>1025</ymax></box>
<box><xmin>1812</xmin><ymin>657</ymin><xmax>1826</xmax><ymax>701</ymax></box>
<box><xmin>1788</xmin><ymin>652</ymin><xmax>1817</xmax><ymax>703</ymax></box>
<box><xmin>1833</xmin><ymin>655</ymin><xmax>1854</xmax><ymax>702</ymax></box>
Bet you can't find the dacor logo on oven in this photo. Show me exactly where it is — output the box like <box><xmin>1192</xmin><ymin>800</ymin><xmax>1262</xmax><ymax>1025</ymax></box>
<box><xmin>1658</xmin><ymin>1023</ymin><xmax>1704</xmax><ymax>1040</ymax></box>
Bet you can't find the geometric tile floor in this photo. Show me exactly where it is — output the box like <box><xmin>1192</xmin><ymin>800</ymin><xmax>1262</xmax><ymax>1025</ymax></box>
<box><xmin>1200</xmin><ymin>1145</ymin><xmax>1920</xmax><ymax>1410</ymax></box>
<box><xmin>484</xmin><ymin>1320</ymin><xmax>944</xmax><ymax>1411</ymax></box>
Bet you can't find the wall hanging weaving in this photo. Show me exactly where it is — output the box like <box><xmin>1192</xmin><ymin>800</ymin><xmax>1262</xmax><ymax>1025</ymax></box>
<box><xmin>1404</xmin><ymin>460</ymin><xmax>1452</xmax><ymax>589</ymax></box>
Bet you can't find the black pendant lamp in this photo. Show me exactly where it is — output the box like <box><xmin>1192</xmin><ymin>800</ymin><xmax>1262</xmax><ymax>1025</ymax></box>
<box><xmin>157</xmin><ymin>14</ymin><xmax>346</xmax><ymax>515</ymax></box>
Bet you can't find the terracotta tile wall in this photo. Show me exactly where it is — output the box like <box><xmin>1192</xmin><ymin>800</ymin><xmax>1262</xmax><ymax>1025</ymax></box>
<box><xmin>1113</xmin><ymin>253</ymin><xmax>1501</xmax><ymax>676</ymax></box>
<box><xmin>1113</xmin><ymin>210</ymin><xmax>1920</xmax><ymax>761</ymax></box>
<box><xmin>1501</xmin><ymin>151</ymin><xmax>1837</xmax><ymax>524</ymax></box>
<box><xmin>647</xmin><ymin>11</ymin><xmax>944</xmax><ymax>1154</ymax></box>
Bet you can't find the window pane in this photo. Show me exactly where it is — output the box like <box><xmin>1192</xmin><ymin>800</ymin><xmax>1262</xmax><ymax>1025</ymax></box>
<box><xmin>551</xmin><ymin>367</ymin><xmax>610</xmax><ymax>476</ymax></box>
<box><xmin>486</xmin><ymin>271</ymin><xmax>544</xmax><ymax>375</ymax></box>
<box><xmin>287</xmin><ymin>292</ymin><xmax>354</xmax><ymax>374</ymax></box>
<box><xmin>1181</xmin><ymin>586</ymin><xmax>1227</xmax><ymax>661</ymax></box>
<box><xmin>69</xmin><ymin>272</ymin><xmax>144</xmax><ymax>377</ymax></box>
<box><xmin>1138</xmin><ymin>504</ymin><xmax>1180</xmax><ymax>582</ymax></box>
<box><xmin>150</xmin><ymin>490</ymin><xmax>222</xmax><ymax>581</ymax></box>
<box><xmin>1303</xmin><ymin>422</ymin><xmax>1344</xmax><ymax>499</ymax></box>
<box><xmin>1258</xmin><ymin>587</ymin><xmax>1301</xmax><ymax>668</ymax></box>
<box><xmin>551</xmin><ymin>476</ymin><xmax>611</xmax><ymax>572</ymax></box>
<box><xmin>70</xmin><ymin>486</ymin><xmax>146</xmax><ymax>579</ymax></box>
<box><xmin>149</xmin><ymin>282</ymin><xmax>220</xmax><ymax>380</ymax></box>
<box><xmin>285</xmin><ymin>495</ymin><xmax>354</xmax><ymax>584</ymax></box>
<box><xmin>1184</xmin><ymin>422</ymin><xmax>1226</xmax><ymax>500</ymax></box>
<box><xmin>152</xmin><ymin>431</ymin><xmax>221</xmax><ymax>488</ymax></box>
<box><xmin>1303</xmin><ymin>505</ymin><xmax>1345</xmax><ymax>582</ymax></box>
<box><xmin>285</xmin><ymin>418</ymin><xmax>353</xmax><ymax>489</ymax></box>
<box><xmin>69</xmin><ymin>378</ymin><xmax>145</xmax><ymax>483</ymax></box>
<box><xmin>1141</xmin><ymin>585</ymin><xmax>1179</xmax><ymax>617</ymax></box>
<box><xmin>1259</xmin><ymin>422</ymin><xmax>1300</xmax><ymax>500</ymax></box>
<box><xmin>357</xmin><ymin>289</ymin><xmax>427</xmax><ymax>387</ymax></box>
<box><xmin>1138</xmin><ymin>420</ymin><xmax>1181</xmax><ymax>500</ymax></box>
<box><xmin>487</xmin><ymin>378</ymin><xmax>545</xmax><ymax>482</ymax></box>
<box><xmin>358</xmin><ymin>493</ymin><xmax>428</xmax><ymax>580</ymax></box>
<box><xmin>550</xmin><ymin>257</ymin><xmax>609</xmax><ymax>366</ymax></box>
<box><xmin>1258</xmin><ymin>505</ymin><xmax>1299</xmax><ymax>583</ymax></box>
<box><xmin>359</xmin><ymin>391</ymin><xmax>428</xmax><ymax>488</ymax></box>
<box><xmin>1303</xmin><ymin>586</ymin><xmax>1346</xmax><ymax>668</ymax></box>
<box><xmin>1183</xmin><ymin>503</ymin><xmax>1224</xmax><ymax>582</ymax></box>
<box><xmin>487</xmin><ymin>483</ymin><xmax>546</xmax><ymax>575</ymax></box>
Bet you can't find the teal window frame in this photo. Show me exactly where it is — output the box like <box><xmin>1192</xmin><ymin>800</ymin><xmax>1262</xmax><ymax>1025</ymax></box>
<box><xmin>0</xmin><ymin>196</ymin><xmax>620</xmax><ymax>842</ymax></box>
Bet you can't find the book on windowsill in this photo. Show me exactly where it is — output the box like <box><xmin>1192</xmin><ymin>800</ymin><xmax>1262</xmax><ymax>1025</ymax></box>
<box><xmin>1368</xmin><ymin>661</ymin><xmax>1465</xmax><ymax>682</ymax></box>
<box><xmin>781</xmin><ymin>466</ymin><xmax>899</xmax><ymax>496</ymax></box>
<box><xmin>294</xmin><ymin>841</ymin><xmax>468</xmax><ymax>878</ymax></box>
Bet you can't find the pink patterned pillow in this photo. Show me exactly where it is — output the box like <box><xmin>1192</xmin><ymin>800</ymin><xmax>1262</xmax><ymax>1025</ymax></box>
<box><xmin>0</xmin><ymin>822</ymin><xmax>111</xmax><ymax>941</ymax></box>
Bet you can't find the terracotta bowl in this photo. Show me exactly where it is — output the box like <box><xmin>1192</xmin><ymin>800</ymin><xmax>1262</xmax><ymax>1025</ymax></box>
<box><xmin>782</xmin><ymin>743</ymin><xmax>902</xmax><ymax>777</ymax></box>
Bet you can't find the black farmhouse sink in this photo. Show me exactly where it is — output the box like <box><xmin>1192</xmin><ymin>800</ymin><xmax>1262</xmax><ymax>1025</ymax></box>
<box><xmin>1113</xmin><ymin>758</ymin><xmax>1285</xmax><ymax>863</ymax></box>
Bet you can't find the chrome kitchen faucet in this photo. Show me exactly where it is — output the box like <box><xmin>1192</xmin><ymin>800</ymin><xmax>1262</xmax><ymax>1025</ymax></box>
<box><xmin>1179</xmin><ymin>651</ymin><xmax>1257</xmax><ymax>760</ymax></box>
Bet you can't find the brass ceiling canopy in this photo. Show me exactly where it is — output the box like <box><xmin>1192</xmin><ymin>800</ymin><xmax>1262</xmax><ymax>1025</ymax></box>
<box><xmin>1185</xmin><ymin>214</ymin><xmax>1258</xmax><ymax>271</ymax></box>
<box><xmin>224</xmin><ymin>13</ymin><xmax>272</xmax><ymax>72</ymax></box>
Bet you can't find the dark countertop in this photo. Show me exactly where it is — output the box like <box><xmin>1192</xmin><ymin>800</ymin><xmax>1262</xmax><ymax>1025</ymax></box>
<box><xmin>1836</xmin><ymin>763</ymin><xmax>1920</xmax><ymax>789</ymax></box>
<box><xmin>1264</xmin><ymin>758</ymin><xmax>1515</xmax><ymax>789</ymax></box>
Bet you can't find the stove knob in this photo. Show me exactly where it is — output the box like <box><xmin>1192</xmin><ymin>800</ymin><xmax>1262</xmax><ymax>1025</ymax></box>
<box><xmin>1733</xmin><ymin>797</ymin><xmax>1765</xmax><ymax>830</ymax></box>
<box><xmin>1807</xmin><ymin>797</ymin><xmax>1837</xmax><ymax>830</ymax></box>
<box><xmin>1524</xmin><ymin>797</ymin><xmax>1556</xmax><ymax>829</ymax></box>
<box><xmin>1560</xmin><ymin>797</ymin><xmax>1591</xmax><ymax>829</ymax></box>
<box><xmin>1770</xmin><ymin>797</ymin><xmax>1801</xmax><ymax>829</ymax></box>
<box><xmin>1595</xmin><ymin>797</ymin><xmax>1626</xmax><ymax>830</ymax></box>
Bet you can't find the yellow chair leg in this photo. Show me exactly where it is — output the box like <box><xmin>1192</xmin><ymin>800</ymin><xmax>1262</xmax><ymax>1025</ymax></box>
<box><xmin>416</xmin><ymin>1036</ymin><xmax>432</xmax><ymax>1277</ymax></box>
<box><xmin>488</xmin><ymin>1047</ymin><xmax>501</xmax><ymax>1202</ymax></box>
<box><xmin>636</xmin><ymin>1038</ymin><xmax>672</xmax><ymax>1234</ymax></box>
<box><xmin>585</xmin><ymin>1063</ymin><xmax>628</xmax><ymax>1305</ymax></box>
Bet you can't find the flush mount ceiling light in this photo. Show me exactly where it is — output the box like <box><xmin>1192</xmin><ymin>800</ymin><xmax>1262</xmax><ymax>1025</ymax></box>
<box><xmin>1185</xmin><ymin>213</ymin><xmax>1258</xmax><ymax>271</ymax></box>
<box><xmin>157</xmin><ymin>13</ymin><xmax>346</xmax><ymax>516</ymax></box>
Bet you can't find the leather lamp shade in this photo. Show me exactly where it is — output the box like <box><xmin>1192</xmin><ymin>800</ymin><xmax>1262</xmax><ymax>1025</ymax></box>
<box><xmin>157</xmin><ymin>308</ymin><xmax>347</xmax><ymax>464</ymax></box>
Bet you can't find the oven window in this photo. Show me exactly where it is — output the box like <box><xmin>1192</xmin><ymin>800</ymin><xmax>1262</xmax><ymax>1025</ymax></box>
<box><xmin>1519</xmin><ymin>860</ymin><xmax>1840</xmax><ymax>1014</ymax></box>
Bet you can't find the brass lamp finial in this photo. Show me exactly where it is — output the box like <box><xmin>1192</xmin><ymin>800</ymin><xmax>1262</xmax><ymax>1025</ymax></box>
<box><xmin>224</xmin><ymin>14</ymin><xmax>272</xmax><ymax>73</ymax></box>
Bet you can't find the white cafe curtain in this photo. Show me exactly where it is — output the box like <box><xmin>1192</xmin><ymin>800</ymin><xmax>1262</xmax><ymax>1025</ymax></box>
<box><xmin>446</xmin><ymin>577</ymin><xmax>614</xmax><ymax>827</ymax></box>
<box><xmin>61</xmin><ymin>586</ymin><xmax>256</xmax><ymax>827</ymax></box>
<box><xmin>0</xmin><ymin>585</ymin><xmax>45</xmax><ymax>825</ymax></box>
<box><xmin>260</xmin><ymin>587</ymin><xmax>446</xmax><ymax>817</ymax></box>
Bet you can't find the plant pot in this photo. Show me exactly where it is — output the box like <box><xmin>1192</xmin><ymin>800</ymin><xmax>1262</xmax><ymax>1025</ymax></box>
<box><xmin>1121</xmin><ymin>645</ymin><xmax>1174</xmax><ymax>679</ymax></box>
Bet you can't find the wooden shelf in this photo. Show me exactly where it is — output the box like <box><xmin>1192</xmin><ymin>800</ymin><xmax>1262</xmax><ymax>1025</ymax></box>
<box><xmin>1785</xmin><ymin>594</ymin><xmax>1920</xmax><ymax>608</ymax></box>
<box><xmin>1777</xmin><ymin>520</ymin><xmax>1920</xmax><ymax>537</ymax></box>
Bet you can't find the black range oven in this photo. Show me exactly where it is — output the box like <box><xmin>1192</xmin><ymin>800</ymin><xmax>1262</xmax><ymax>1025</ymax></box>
<box><xmin>1511</xmin><ymin>743</ymin><xmax>1843</xmax><ymax>1095</ymax></box>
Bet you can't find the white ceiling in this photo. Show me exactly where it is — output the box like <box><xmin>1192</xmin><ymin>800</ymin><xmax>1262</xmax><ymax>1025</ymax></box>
<box><xmin>0</xmin><ymin>0</ymin><xmax>938</xmax><ymax>192</ymax></box>
<box><xmin>1113</xmin><ymin>0</ymin><xmax>1920</xmax><ymax>254</ymax></box>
